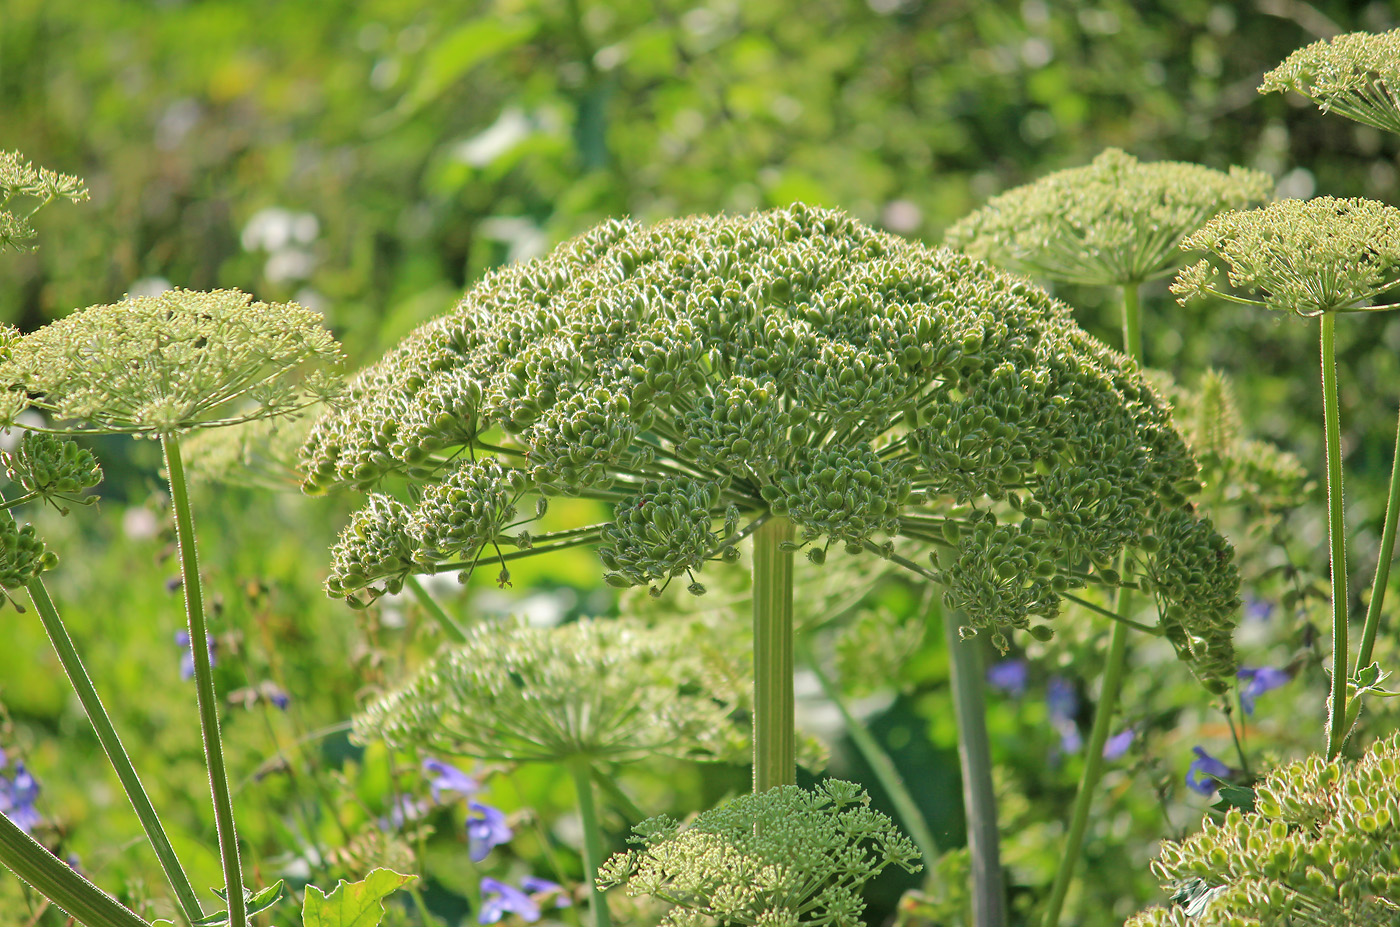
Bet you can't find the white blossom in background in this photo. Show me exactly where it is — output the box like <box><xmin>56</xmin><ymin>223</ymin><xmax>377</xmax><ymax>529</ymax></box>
<box><xmin>241</xmin><ymin>207</ymin><xmax>321</xmax><ymax>283</ymax></box>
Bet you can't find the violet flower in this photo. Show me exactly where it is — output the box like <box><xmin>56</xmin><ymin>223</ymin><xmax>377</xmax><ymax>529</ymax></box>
<box><xmin>1237</xmin><ymin>665</ymin><xmax>1292</xmax><ymax>715</ymax></box>
<box><xmin>1185</xmin><ymin>746</ymin><xmax>1231</xmax><ymax>795</ymax></box>
<box><xmin>467</xmin><ymin>800</ymin><xmax>513</xmax><ymax>861</ymax></box>
<box><xmin>479</xmin><ymin>877</ymin><xmax>541</xmax><ymax>924</ymax></box>
<box><xmin>986</xmin><ymin>658</ymin><xmax>1029</xmax><ymax>697</ymax></box>
<box><xmin>422</xmin><ymin>758</ymin><xmax>479</xmax><ymax>804</ymax></box>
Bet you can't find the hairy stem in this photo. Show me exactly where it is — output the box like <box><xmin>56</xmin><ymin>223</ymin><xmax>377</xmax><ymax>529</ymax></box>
<box><xmin>752</xmin><ymin>515</ymin><xmax>795</xmax><ymax>792</ymax></box>
<box><xmin>1041</xmin><ymin>280</ymin><xmax>1142</xmax><ymax>927</ymax></box>
<box><xmin>404</xmin><ymin>575</ymin><xmax>467</xmax><ymax>643</ymax></box>
<box><xmin>942</xmin><ymin>611</ymin><xmax>1005</xmax><ymax>927</ymax></box>
<box><xmin>20</xmin><ymin>565</ymin><xmax>204</xmax><ymax>924</ymax></box>
<box><xmin>1357</xmin><ymin>404</ymin><xmax>1400</xmax><ymax>671</ymax></box>
<box><xmin>798</xmin><ymin>636</ymin><xmax>944</xmax><ymax>879</ymax></box>
<box><xmin>568</xmin><ymin>757</ymin><xmax>613</xmax><ymax>927</ymax></box>
<box><xmin>164</xmin><ymin>434</ymin><xmax>246</xmax><ymax>927</ymax></box>
<box><xmin>1040</xmin><ymin>591</ymin><xmax>1132</xmax><ymax>927</ymax></box>
<box><xmin>0</xmin><ymin>810</ymin><xmax>153</xmax><ymax>927</ymax></box>
<box><xmin>1320</xmin><ymin>314</ymin><xmax>1350</xmax><ymax>760</ymax></box>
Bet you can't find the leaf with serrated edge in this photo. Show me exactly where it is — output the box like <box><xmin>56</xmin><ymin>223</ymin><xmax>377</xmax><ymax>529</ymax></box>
<box><xmin>302</xmin><ymin>869</ymin><xmax>417</xmax><ymax>927</ymax></box>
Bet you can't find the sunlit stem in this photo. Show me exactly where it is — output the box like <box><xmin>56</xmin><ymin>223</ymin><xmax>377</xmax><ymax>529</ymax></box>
<box><xmin>752</xmin><ymin>515</ymin><xmax>795</xmax><ymax>792</ymax></box>
<box><xmin>404</xmin><ymin>575</ymin><xmax>467</xmax><ymax>643</ymax></box>
<box><xmin>1357</xmin><ymin>405</ymin><xmax>1400</xmax><ymax>672</ymax></box>
<box><xmin>1320</xmin><ymin>314</ymin><xmax>1350</xmax><ymax>760</ymax></box>
<box><xmin>0</xmin><ymin>809</ymin><xmax>154</xmax><ymax>927</ymax></box>
<box><xmin>1042</xmin><ymin>280</ymin><xmax>1142</xmax><ymax>927</ymax></box>
<box><xmin>567</xmin><ymin>757</ymin><xmax>613</xmax><ymax>927</ymax></box>
<box><xmin>1040</xmin><ymin>591</ymin><xmax>1132</xmax><ymax>927</ymax></box>
<box><xmin>17</xmin><ymin>555</ymin><xmax>204</xmax><ymax>925</ymax></box>
<box><xmin>942</xmin><ymin>610</ymin><xmax>1005</xmax><ymax>927</ymax></box>
<box><xmin>164</xmin><ymin>434</ymin><xmax>246</xmax><ymax>927</ymax></box>
<box><xmin>798</xmin><ymin>635</ymin><xmax>944</xmax><ymax>879</ymax></box>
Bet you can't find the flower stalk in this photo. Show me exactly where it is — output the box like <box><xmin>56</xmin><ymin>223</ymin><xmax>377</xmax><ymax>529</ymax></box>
<box><xmin>752</xmin><ymin>515</ymin><xmax>795</xmax><ymax>792</ymax></box>
<box><xmin>0</xmin><ymin>810</ymin><xmax>153</xmax><ymax>927</ymax></box>
<box><xmin>568</xmin><ymin>757</ymin><xmax>613</xmax><ymax>927</ymax></box>
<box><xmin>1356</xmin><ymin>404</ymin><xmax>1400</xmax><ymax>671</ymax></box>
<box><xmin>21</xmin><ymin>562</ymin><xmax>204</xmax><ymax>924</ymax></box>
<box><xmin>1320</xmin><ymin>313</ymin><xmax>1350</xmax><ymax>759</ymax></box>
<box><xmin>164</xmin><ymin>434</ymin><xmax>247</xmax><ymax>927</ymax></box>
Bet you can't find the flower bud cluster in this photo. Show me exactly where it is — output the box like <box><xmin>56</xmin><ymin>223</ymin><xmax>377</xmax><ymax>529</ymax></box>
<box><xmin>1139</xmin><ymin>508</ymin><xmax>1240</xmax><ymax>691</ymax></box>
<box><xmin>353</xmin><ymin>617</ymin><xmax>744</xmax><ymax>764</ymax></box>
<box><xmin>773</xmin><ymin>445</ymin><xmax>910</xmax><ymax>547</ymax></box>
<box><xmin>937</xmin><ymin>515</ymin><xmax>1059</xmax><ymax>647</ymax></box>
<box><xmin>304</xmin><ymin>206</ymin><xmax>1237</xmax><ymax>678</ymax></box>
<box><xmin>0</xmin><ymin>517</ymin><xmax>56</xmax><ymax>595</ymax></box>
<box><xmin>598</xmin><ymin>779</ymin><xmax>920</xmax><ymax>927</ymax></box>
<box><xmin>0</xmin><ymin>288</ymin><xmax>342</xmax><ymax>437</ymax></box>
<box><xmin>945</xmin><ymin>148</ymin><xmax>1272</xmax><ymax>287</ymax></box>
<box><xmin>0</xmin><ymin>151</ymin><xmax>88</xmax><ymax>253</ymax></box>
<box><xmin>1260</xmin><ymin>29</ymin><xmax>1400</xmax><ymax>135</ymax></box>
<box><xmin>327</xmin><ymin>459</ymin><xmax>520</xmax><ymax>601</ymax></box>
<box><xmin>599</xmin><ymin>477</ymin><xmax>726</xmax><ymax>592</ymax></box>
<box><xmin>1175</xmin><ymin>197</ymin><xmax>1400</xmax><ymax>316</ymax></box>
<box><xmin>3</xmin><ymin>432</ymin><xmax>102</xmax><ymax>507</ymax></box>
<box><xmin>1127</xmin><ymin>733</ymin><xmax>1400</xmax><ymax>926</ymax></box>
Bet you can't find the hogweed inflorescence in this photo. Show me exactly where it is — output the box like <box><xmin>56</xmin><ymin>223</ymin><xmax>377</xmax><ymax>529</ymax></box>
<box><xmin>304</xmin><ymin>205</ymin><xmax>1238</xmax><ymax>682</ymax></box>
<box><xmin>598</xmin><ymin>779</ymin><xmax>921</xmax><ymax>927</ymax></box>
<box><xmin>944</xmin><ymin>148</ymin><xmax>1271</xmax><ymax>290</ymax></box>
<box><xmin>1260</xmin><ymin>29</ymin><xmax>1400</xmax><ymax>135</ymax></box>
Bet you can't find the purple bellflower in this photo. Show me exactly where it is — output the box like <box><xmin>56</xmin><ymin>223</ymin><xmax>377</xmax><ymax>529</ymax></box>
<box><xmin>422</xmin><ymin>758</ymin><xmax>479</xmax><ymax>804</ymax></box>
<box><xmin>0</xmin><ymin>762</ymin><xmax>41</xmax><ymax>833</ymax></box>
<box><xmin>1185</xmin><ymin>746</ymin><xmax>1232</xmax><ymax>795</ymax></box>
<box><xmin>986</xmin><ymin>659</ymin><xmax>1029</xmax><ymax>697</ymax></box>
<box><xmin>479</xmin><ymin>877</ymin><xmax>542</xmax><ymax>924</ymax></box>
<box><xmin>174</xmin><ymin>630</ymin><xmax>216</xmax><ymax>681</ymax></box>
<box><xmin>520</xmin><ymin>876</ymin><xmax>571</xmax><ymax>909</ymax></box>
<box><xmin>1047</xmin><ymin>676</ymin><xmax>1082</xmax><ymax>754</ymax></box>
<box><xmin>1237</xmin><ymin>665</ymin><xmax>1292</xmax><ymax>716</ymax></box>
<box><xmin>1102</xmin><ymin>727</ymin><xmax>1136</xmax><ymax>760</ymax></box>
<box><xmin>467</xmin><ymin>800</ymin><xmax>513</xmax><ymax>861</ymax></box>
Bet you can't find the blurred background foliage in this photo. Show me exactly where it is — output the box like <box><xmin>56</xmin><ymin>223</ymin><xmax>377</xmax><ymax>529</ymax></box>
<box><xmin>4</xmin><ymin>0</ymin><xmax>1400</xmax><ymax>925</ymax></box>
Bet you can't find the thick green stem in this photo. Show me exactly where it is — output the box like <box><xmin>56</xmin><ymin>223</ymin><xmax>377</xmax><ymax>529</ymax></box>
<box><xmin>752</xmin><ymin>515</ymin><xmax>795</xmax><ymax>792</ymax></box>
<box><xmin>0</xmin><ymin>810</ymin><xmax>153</xmax><ymax>927</ymax></box>
<box><xmin>1357</xmin><ymin>405</ymin><xmax>1400</xmax><ymax>671</ymax></box>
<box><xmin>1039</xmin><ymin>591</ymin><xmax>1132</xmax><ymax>927</ymax></box>
<box><xmin>1320</xmin><ymin>314</ymin><xmax>1350</xmax><ymax>760</ymax></box>
<box><xmin>1041</xmin><ymin>281</ymin><xmax>1142</xmax><ymax>927</ymax></box>
<box><xmin>799</xmin><ymin>637</ymin><xmax>944</xmax><ymax>879</ymax></box>
<box><xmin>404</xmin><ymin>575</ymin><xmax>467</xmax><ymax>643</ymax></box>
<box><xmin>941</xmin><ymin>612</ymin><xmax>1005</xmax><ymax>927</ymax></box>
<box><xmin>567</xmin><ymin>758</ymin><xmax>612</xmax><ymax>927</ymax></box>
<box><xmin>21</xmin><ymin>570</ymin><xmax>204</xmax><ymax>924</ymax></box>
<box><xmin>163</xmin><ymin>435</ymin><xmax>246</xmax><ymax>927</ymax></box>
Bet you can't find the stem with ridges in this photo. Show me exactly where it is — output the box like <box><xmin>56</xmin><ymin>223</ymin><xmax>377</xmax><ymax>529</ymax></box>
<box><xmin>798</xmin><ymin>635</ymin><xmax>944</xmax><ymax>879</ymax></box>
<box><xmin>404</xmin><ymin>575</ymin><xmax>467</xmax><ymax>643</ymax></box>
<box><xmin>568</xmin><ymin>757</ymin><xmax>612</xmax><ymax>927</ymax></box>
<box><xmin>1040</xmin><ymin>280</ymin><xmax>1142</xmax><ymax>927</ymax></box>
<box><xmin>164</xmin><ymin>434</ymin><xmax>247</xmax><ymax>927</ymax></box>
<box><xmin>752</xmin><ymin>515</ymin><xmax>795</xmax><ymax>792</ymax></box>
<box><xmin>1357</xmin><ymin>405</ymin><xmax>1400</xmax><ymax>672</ymax></box>
<box><xmin>942</xmin><ymin>609</ymin><xmax>1005</xmax><ymax>927</ymax></box>
<box><xmin>20</xmin><ymin>564</ymin><xmax>204</xmax><ymax>925</ymax></box>
<box><xmin>1040</xmin><ymin>590</ymin><xmax>1132</xmax><ymax>927</ymax></box>
<box><xmin>0</xmin><ymin>809</ymin><xmax>154</xmax><ymax>927</ymax></box>
<box><xmin>1320</xmin><ymin>314</ymin><xmax>1349</xmax><ymax>760</ymax></box>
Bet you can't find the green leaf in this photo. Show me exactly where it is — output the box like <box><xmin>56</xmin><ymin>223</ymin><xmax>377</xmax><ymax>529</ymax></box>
<box><xmin>395</xmin><ymin>19</ymin><xmax>537</xmax><ymax>117</ymax></box>
<box><xmin>1211</xmin><ymin>784</ymin><xmax>1256</xmax><ymax>814</ymax></box>
<box><xmin>302</xmin><ymin>869</ymin><xmax>417</xmax><ymax>927</ymax></box>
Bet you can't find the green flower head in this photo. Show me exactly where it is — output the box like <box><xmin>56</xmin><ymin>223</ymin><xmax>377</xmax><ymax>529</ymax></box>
<box><xmin>304</xmin><ymin>206</ymin><xmax>1238</xmax><ymax>684</ymax></box>
<box><xmin>1260</xmin><ymin>29</ymin><xmax>1400</xmax><ymax>135</ymax></box>
<box><xmin>1128</xmin><ymin>733</ymin><xmax>1400</xmax><ymax>927</ymax></box>
<box><xmin>945</xmin><ymin>149</ymin><xmax>1272</xmax><ymax>287</ymax></box>
<box><xmin>598</xmin><ymin>779</ymin><xmax>921</xmax><ymax>927</ymax></box>
<box><xmin>352</xmin><ymin>617</ymin><xmax>745</xmax><ymax>765</ymax></box>
<box><xmin>0</xmin><ymin>288</ymin><xmax>343</xmax><ymax>437</ymax></box>
<box><xmin>0</xmin><ymin>151</ymin><xmax>88</xmax><ymax>253</ymax></box>
<box><xmin>3</xmin><ymin>432</ymin><xmax>103</xmax><ymax>513</ymax></box>
<box><xmin>1174</xmin><ymin>197</ymin><xmax>1400</xmax><ymax>317</ymax></box>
